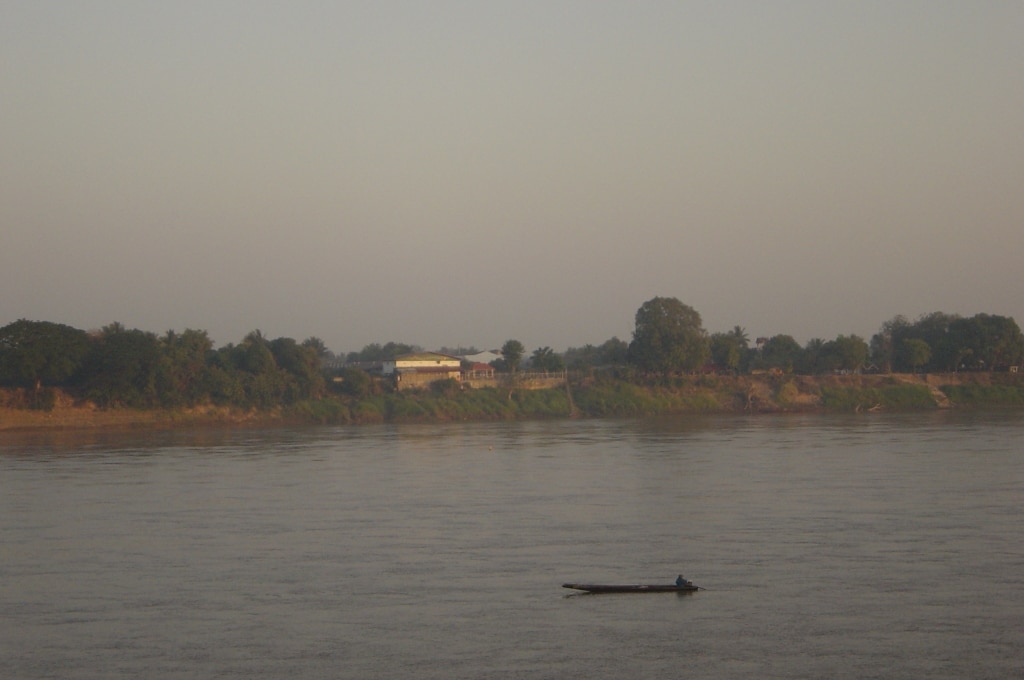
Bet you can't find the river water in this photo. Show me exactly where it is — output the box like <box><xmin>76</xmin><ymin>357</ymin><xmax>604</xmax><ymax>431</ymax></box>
<box><xmin>1</xmin><ymin>411</ymin><xmax>1022</xmax><ymax>679</ymax></box>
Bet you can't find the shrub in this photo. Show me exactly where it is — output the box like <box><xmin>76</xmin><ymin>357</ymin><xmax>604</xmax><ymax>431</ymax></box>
<box><xmin>820</xmin><ymin>385</ymin><xmax>936</xmax><ymax>410</ymax></box>
<box><xmin>775</xmin><ymin>380</ymin><xmax>799</xmax><ymax>406</ymax></box>
<box><xmin>352</xmin><ymin>398</ymin><xmax>386</xmax><ymax>423</ymax></box>
<box><xmin>941</xmin><ymin>384</ymin><xmax>1024</xmax><ymax>405</ymax></box>
<box><xmin>286</xmin><ymin>398</ymin><xmax>350</xmax><ymax>424</ymax></box>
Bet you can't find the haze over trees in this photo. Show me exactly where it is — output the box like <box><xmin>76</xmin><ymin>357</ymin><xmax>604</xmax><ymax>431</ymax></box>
<box><xmin>0</xmin><ymin>320</ymin><xmax>90</xmax><ymax>393</ymax></box>
<box><xmin>1</xmin><ymin>297</ymin><xmax>1022</xmax><ymax>411</ymax></box>
<box><xmin>563</xmin><ymin>338</ymin><xmax>628</xmax><ymax>370</ymax></box>
<box><xmin>709</xmin><ymin>327</ymin><xmax>749</xmax><ymax>374</ymax></box>
<box><xmin>345</xmin><ymin>342</ymin><xmax>421</xmax><ymax>364</ymax></box>
<box><xmin>870</xmin><ymin>312</ymin><xmax>1024</xmax><ymax>374</ymax></box>
<box><xmin>498</xmin><ymin>339</ymin><xmax>525</xmax><ymax>373</ymax></box>
<box><xmin>627</xmin><ymin>297</ymin><xmax>710</xmax><ymax>375</ymax></box>
<box><xmin>529</xmin><ymin>346</ymin><xmax>565</xmax><ymax>372</ymax></box>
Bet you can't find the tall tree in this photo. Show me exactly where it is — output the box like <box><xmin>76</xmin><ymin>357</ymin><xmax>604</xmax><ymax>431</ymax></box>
<box><xmin>236</xmin><ymin>330</ymin><xmax>277</xmax><ymax>373</ymax></box>
<box><xmin>598</xmin><ymin>337</ymin><xmax>629</xmax><ymax>365</ymax></box>
<box><xmin>911</xmin><ymin>312</ymin><xmax>961</xmax><ymax>372</ymax></box>
<box><xmin>828</xmin><ymin>334</ymin><xmax>870</xmax><ymax>372</ymax></box>
<box><xmin>948</xmin><ymin>314</ymin><xmax>1024</xmax><ymax>371</ymax></box>
<box><xmin>729</xmin><ymin>326</ymin><xmax>750</xmax><ymax>350</ymax></box>
<box><xmin>871</xmin><ymin>315</ymin><xmax>911</xmax><ymax>373</ymax></box>
<box><xmin>530</xmin><ymin>346</ymin><xmax>564</xmax><ymax>372</ymax></box>
<box><xmin>563</xmin><ymin>343</ymin><xmax>599</xmax><ymax>370</ymax></box>
<box><xmin>500</xmin><ymin>339</ymin><xmax>525</xmax><ymax>372</ymax></box>
<box><xmin>709</xmin><ymin>332</ymin><xmax>742</xmax><ymax>373</ymax></box>
<box><xmin>0</xmin><ymin>319</ymin><xmax>90</xmax><ymax>391</ymax></box>
<box><xmin>800</xmin><ymin>338</ymin><xmax>827</xmax><ymax>374</ymax></box>
<box><xmin>301</xmin><ymin>336</ymin><xmax>332</xmax><ymax>361</ymax></box>
<box><xmin>220</xmin><ymin>331</ymin><xmax>288</xmax><ymax>408</ymax></box>
<box><xmin>755</xmin><ymin>335</ymin><xmax>803</xmax><ymax>373</ymax></box>
<box><xmin>80</xmin><ymin>323</ymin><xmax>163</xmax><ymax>407</ymax></box>
<box><xmin>563</xmin><ymin>337</ymin><xmax>629</xmax><ymax>369</ymax></box>
<box><xmin>347</xmin><ymin>342</ymin><xmax>420</xmax><ymax>363</ymax></box>
<box><xmin>627</xmin><ymin>297</ymin><xmax>709</xmax><ymax>375</ymax></box>
<box><xmin>900</xmin><ymin>339</ymin><xmax>931</xmax><ymax>373</ymax></box>
<box><xmin>157</xmin><ymin>328</ymin><xmax>213</xmax><ymax>407</ymax></box>
<box><xmin>333</xmin><ymin>366</ymin><xmax>376</xmax><ymax>398</ymax></box>
<box><xmin>271</xmin><ymin>336</ymin><xmax>325</xmax><ymax>400</ymax></box>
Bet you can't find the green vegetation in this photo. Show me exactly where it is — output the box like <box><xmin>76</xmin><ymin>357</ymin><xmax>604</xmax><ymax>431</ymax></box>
<box><xmin>2</xmin><ymin>296</ymin><xmax>1023</xmax><ymax>426</ymax></box>
<box><xmin>0</xmin><ymin>320</ymin><xmax>90</xmax><ymax>408</ymax></box>
<box><xmin>627</xmin><ymin>297</ymin><xmax>709</xmax><ymax>375</ymax></box>
<box><xmin>871</xmin><ymin>312</ymin><xmax>1024</xmax><ymax>373</ymax></box>
<box><xmin>818</xmin><ymin>384</ymin><xmax>936</xmax><ymax>411</ymax></box>
<box><xmin>530</xmin><ymin>346</ymin><xmax>564</xmax><ymax>372</ymax></box>
<box><xmin>709</xmin><ymin>327</ymin><xmax>748</xmax><ymax>374</ymax></box>
<box><xmin>498</xmin><ymin>339</ymin><xmax>525</xmax><ymax>372</ymax></box>
<box><xmin>941</xmin><ymin>384</ymin><xmax>1024</xmax><ymax>406</ymax></box>
<box><xmin>0</xmin><ymin>321</ymin><xmax>325</xmax><ymax>412</ymax></box>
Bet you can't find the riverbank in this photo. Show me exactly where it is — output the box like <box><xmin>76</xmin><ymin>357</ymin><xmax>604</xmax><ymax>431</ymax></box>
<box><xmin>2</xmin><ymin>372</ymin><xmax>1021</xmax><ymax>432</ymax></box>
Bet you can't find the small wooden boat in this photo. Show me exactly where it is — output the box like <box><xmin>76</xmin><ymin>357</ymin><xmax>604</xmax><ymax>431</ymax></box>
<box><xmin>562</xmin><ymin>582</ymin><xmax>699</xmax><ymax>594</ymax></box>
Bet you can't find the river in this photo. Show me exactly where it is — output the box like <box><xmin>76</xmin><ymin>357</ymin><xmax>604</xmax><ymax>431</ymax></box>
<box><xmin>1</xmin><ymin>411</ymin><xmax>1022</xmax><ymax>679</ymax></box>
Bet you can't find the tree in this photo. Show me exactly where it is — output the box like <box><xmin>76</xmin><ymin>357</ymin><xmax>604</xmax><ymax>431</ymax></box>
<box><xmin>979</xmin><ymin>314</ymin><xmax>1024</xmax><ymax>370</ymax></box>
<box><xmin>530</xmin><ymin>346</ymin><xmax>564</xmax><ymax>372</ymax></box>
<box><xmin>709</xmin><ymin>332</ymin><xmax>742</xmax><ymax>373</ymax></box>
<box><xmin>801</xmin><ymin>338</ymin><xmax>827</xmax><ymax>374</ymax></box>
<box><xmin>346</xmin><ymin>341</ymin><xmax>420</xmax><ymax>363</ymax></box>
<box><xmin>500</xmin><ymin>339</ymin><xmax>525</xmax><ymax>372</ymax></box>
<box><xmin>563</xmin><ymin>337</ymin><xmax>629</xmax><ymax>369</ymax></box>
<box><xmin>900</xmin><ymin>339</ymin><xmax>931</xmax><ymax>373</ymax></box>
<box><xmin>0</xmin><ymin>319</ymin><xmax>91</xmax><ymax>391</ymax></box>
<box><xmin>333</xmin><ymin>366</ymin><xmax>376</xmax><ymax>398</ymax></box>
<box><xmin>380</xmin><ymin>341</ymin><xmax>420</xmax><ymax>360</ymax></box>
<box><xmin>346</xmin><ymin>343</ymin><xmax>382</xmax><ymax>364</ymax></box>
<box><xmin>754</xmin><ymin>334</ymin><xmax>803</xmax><ymax>373</ymax></box>
<box><xmin>270</xmin><ymin>336</ymin><xmax>326</xmax><ymax>400</ymax></box>
<box><xmin>301</xmin><ymin>336</ymin><xmax>332</xmax><ymax>361</ymax></box>
<box><xmin>946</xmin><ymin>314</ymin><xmax>1024</xmax><ymax>371</ymax></box>
<box><xmin>870</xmin><ymin>315</ymin><xmax>911</xmax><ymax>373</ymax></box>
<box><xmin>729</xmin><ymin>326</ymin><xmax>749</xmax><ymax>349</ymax></box>
<box><xmin>563</xmin><ymin>343</ymin><xmax>599</xmax><ymax>370</ymax></box>
<box><xmin>206</xmin><ymin>345</ymin><xmax>245</xmax><ymax>405</ymax></box>
<box><xmin>598</xmin><ymin>337</ymin><xmax>629</xmax><ymax>365</ymax></box>
<box><xmin>627</xmin><ymin>297</ymin><xmax>709</xmax><ymax>375</ymax></box>
<box><xmin>828</xmin><ymin>334</ymin><xmax>870</xmax><ymax>373</ymax></box>
<box><xmin>911</xmin><ymin>312</ymin><xmax>961</xmax><ymax>372</ymax></box>
<box><xmin>79</xmin><ymin>323</ymin><xmax>163</xmax><ymax>407</ymax></box>
<box><xmin>157</xmin><ymin>328</ymin><xmax>213</xmax><ymax>407</ymax></box>
<box><xmin>219</xmin><ymin>331</ymin><xmax>289</xmax><ymax>408</ymax></box>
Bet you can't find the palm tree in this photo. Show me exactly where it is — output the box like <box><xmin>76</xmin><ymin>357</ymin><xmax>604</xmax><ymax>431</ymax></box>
<box><xmin>730</xmin><ymin>326</ymin><xmax>749</xmax><ymax>350</ymax></box>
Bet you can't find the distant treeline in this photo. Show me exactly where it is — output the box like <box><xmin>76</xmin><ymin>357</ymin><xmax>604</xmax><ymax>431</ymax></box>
<box><xmin>700</xmin><ymin>311</ymin><xmax>1024</xmax><ymax>377</ymax></box>
<box><xmin>0</xmin><ymin>322</ymin><xmax>326</xmax><ymax>410</ymax></box>
<box><xmin>1</xmin><ymin>300</ymin><xmax>1022</xmax><ymax>412</ymax></box>
<box><xmin>584</xmin><ymin>300</ymin><xmax>1024</xmax><ymax>378</ymax></box>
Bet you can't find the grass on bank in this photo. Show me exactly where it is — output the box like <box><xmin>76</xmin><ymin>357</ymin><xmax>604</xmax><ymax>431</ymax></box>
<box><xmin>818</xmin><ymin>384</ymin><xmax>937</xmax><ymax>411</ymax></box>
<box><xmin>6</xmin><ymin>374</ymin><xmax>1024</xmax><ymax>430</ymax></box>
<box><xmin>940</xmin><ymin>384</ymin><xmax>1024</xmax><ymax>406</ymax></box>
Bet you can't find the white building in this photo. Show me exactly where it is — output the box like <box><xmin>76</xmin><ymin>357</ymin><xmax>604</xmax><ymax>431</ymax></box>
<box><xmin>381</xmin><ymin>352</ymin><xmax>462</xmax><ymax>376</ymax></box>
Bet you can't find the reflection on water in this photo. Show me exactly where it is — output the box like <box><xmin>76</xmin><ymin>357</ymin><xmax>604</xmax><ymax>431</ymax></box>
<box><xmin>1</xmin><ymin>411</ymin><xmax>1022</xmax><ymax>679</ymax></box>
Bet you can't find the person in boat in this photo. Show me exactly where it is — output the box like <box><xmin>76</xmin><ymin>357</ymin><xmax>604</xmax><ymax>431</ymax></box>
<box><xmin>676</xmin><ymin>574</ymin><xmax>688</xmax><ymax>587</ymax></box>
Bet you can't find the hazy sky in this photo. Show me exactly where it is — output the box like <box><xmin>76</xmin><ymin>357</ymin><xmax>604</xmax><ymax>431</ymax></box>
<box><xmin>3</xmin><ymin>2</ymin><xmax>1023</xmax><ymax>354</ymax></box>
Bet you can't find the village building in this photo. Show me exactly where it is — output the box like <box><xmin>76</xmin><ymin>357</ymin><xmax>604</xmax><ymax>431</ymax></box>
<box><xmin>374</xmin><ymin>349</ymin><xmax>560</xmax><ymax>391</ymax></box>
<box><xmin>381</xmin><ymin>351</ymin><xmax>462</xmax><ymax>375</ymax></box>
<box><xmin>383</xmin><ymin>352</ymin><xmax>463</xmax><ymax>390</ymax></box>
